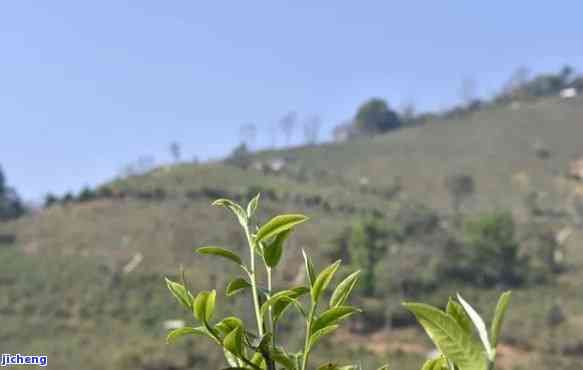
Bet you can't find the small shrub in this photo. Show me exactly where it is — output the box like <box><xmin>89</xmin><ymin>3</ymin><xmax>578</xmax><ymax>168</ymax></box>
<box><xmin>44</xmin><ymin>193</ymin><xmax>59</xmax><ymax>208</ymax></box>
<box><xmin>329</xmin><ymin>205</ymin><xmax>442</xmax><ymax>298</ymax></box>
<box><xmin>349</xmin><ymin>297</ymin><xmax>387</xmax><ymax>334</ymax></box>
<box><xmin>350</xmin><ymin>225</ymin><xmax>383</xmax><ymax>297</ymax></box>
<box><xmin>201</xmin><ymin>186</ymin><xmax>235</xmax><ymax>201</ymax></box>
<box><xmin>443</xmin><ymin>211</ymin><xmax>528</xmax><ymax>287</ymax></box>
<box><xmin>345</xmin><ymin>217</ymin><xmax>388</xmax><ymax>297</ymax></box>
<box><xmin>226</xmin><ymin>142</ymin><xmax>252</xmax><ymax>169</ymax></box>
<box><xmin>393</xmin><ymin>203</ymin><xmax>440</xmax><ymax>239</ymax></box>
<box><xmin>97</xmin><ymin>185</ymin><xmax>114</xmax><ymax>198</ymax></box>
<box><xmin>546</xmin><ymin>302</ymin><xmax>566</xmax><ymax>328</ymax></box>
<box><xmin>78</xmin><ymin>186</ymin><xmax>97</xmax><ymax>202</ymax></box>
<box><xmin>0</xmin><ymin>167</ymin><xmax>26</xmax><ymax>220</ymax></box>
<box><xmin>445</xmin><ymin>173</ymin><xmax>475</xmax><ymax>220</ymax></box>
<box><xmin>0</xmin><ymin>233</ymin><xmax>16</xmax><ymax>245</ymax></box>
<box><xmin>352</xmin><ymin>98</ymin><xmax>402</xmax><ymax>136</ymax></box>
<box><xmin>62</xmin><ymin>192</ymin><xmax>75</xmax><ymax>203</ymax></box>
<box><xmin>521</xmin><ymin>222</ymin><xmax>565</xmax><ymax>278</ymax></box>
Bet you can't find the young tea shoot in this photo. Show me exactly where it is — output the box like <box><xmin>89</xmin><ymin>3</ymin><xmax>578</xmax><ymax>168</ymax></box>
<box><xmin>164</xmin><ymin>194</ymin><xmax>379</xmax><ymax>370</ymax></box>
<box><xmin>403</xmin><ymin>291</ymin><xmax>512</xmax><ymax>370</ymax></box>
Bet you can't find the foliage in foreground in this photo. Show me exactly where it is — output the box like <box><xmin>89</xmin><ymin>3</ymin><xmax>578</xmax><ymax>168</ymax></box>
<box><xmin>164</xmin><ymin>195</ymin><xmax>512</xmax><ymax>370</ymax></box>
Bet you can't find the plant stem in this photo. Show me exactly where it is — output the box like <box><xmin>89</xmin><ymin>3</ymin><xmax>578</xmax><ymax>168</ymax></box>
<box><xmin>301</xmin><ymin>305</ymin><xmax>317</xmax><ymax>370</ymax></box>
<box><xmin>267</xmin><ymin>267</ymin><xmax>275</xmax><ymax>342</ymax></box>
<box><xmin>266</xmin><ymin>266</ymin><xmax>277</xmax><ymax>370</ymax></box>
<box><xmin>244</xmin><ymin>223</ymin><xmax>264</xmax><ymax>337</ymax></box>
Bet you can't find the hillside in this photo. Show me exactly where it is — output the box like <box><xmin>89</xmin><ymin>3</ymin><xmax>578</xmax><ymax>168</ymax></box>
<box><xmin>1</xmin><ymin>96</ymin><xmax>583</xmax><ymax>370</ymax></box>
<box><xmin>253</xmin><ymin>96</ymin><xmax>583</xmax><ymax>214</ymax></box>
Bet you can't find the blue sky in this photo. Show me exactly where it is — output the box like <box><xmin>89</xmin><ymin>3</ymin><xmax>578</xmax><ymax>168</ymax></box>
<box><xmin>2</xmin><ymin>1</ymin><xmax>583</xmax><ymax>201</ymax></box>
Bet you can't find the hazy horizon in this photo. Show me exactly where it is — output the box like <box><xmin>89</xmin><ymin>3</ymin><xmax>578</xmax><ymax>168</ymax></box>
<box><xmin>3</xmin><ymin>1</ymin><xmax>583</xmax><ymax>201</ymax></box>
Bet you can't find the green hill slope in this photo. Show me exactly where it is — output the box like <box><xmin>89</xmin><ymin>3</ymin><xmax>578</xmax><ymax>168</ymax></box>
<box><xmin>252</xmin><ymin>96</ymin><xmax>583</xmax><ymax>212</ymax></box>
<box><xmin>1</xmin><ymin>96</ymin><xmax>583</xmax><ymax>370</ymax></box>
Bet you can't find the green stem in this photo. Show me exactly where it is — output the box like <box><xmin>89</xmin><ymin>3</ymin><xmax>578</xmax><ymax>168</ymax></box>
<box><xmin>301</xmin><ymin>305</ymin><xmax>317</xmax><ymax>370</ymax></box>
<box><xmin>267</xmin><ymin>267</ymin><xmax>275</xmax><ymax>342</ymax></box>
<box><xmin>244</xmin><ymin>224</ymin><xmax>264</xmax><ymax>337</ymax></box>
<box><xmin>264</xmin><ymin>266</ymin><xmax>276</xmax><ymax>370</ymax></box>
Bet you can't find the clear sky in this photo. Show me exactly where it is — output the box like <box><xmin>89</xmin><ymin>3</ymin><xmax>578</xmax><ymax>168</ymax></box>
<box><xmin>2</xmin><ymin>1</ymin><xmax>583</xmax><ymax>201</ymax></box>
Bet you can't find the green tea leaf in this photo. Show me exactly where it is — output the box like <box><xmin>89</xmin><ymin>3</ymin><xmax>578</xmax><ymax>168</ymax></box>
<box><xmin>456</xmin><ymin>294</ymin><xmax>493</xmax><ymax>361</ymax></box>
<box><xmin>255</xmin><ymin>214</ymin><xmax>309</xmax><ymax>243</ymax></box>
<box><xmin>312</xmin><ymin>306</ymin><xmax>361</xmax><ymax>333</ymax></box>
<box><xmin>212</xmin><ymin>198</ymin><xmax>248</xmax><ymax>227</ymax></box>
<box><xmin>490</xmin><ymin>291</ymin><xmax>512</xmax><ymax>348</ymax></box>
<box><xmin>271</xmin><ymin>348</ymin><xmax>296</xmax><ymax>370</ymax></box>
<box><xmin>165</xmin><ymin>277</ymin><xmax>193</xmax><ymax>311</ymax></box>
<box><xmin>254</xmin><ymin>240</ymin><xmax>265</xmax><ymax>257</ymax></box>
<box><xmin>273</xmin><ymin>286</ymin><xmax>309</xmax><ymax>323</ymax></box>
<box><xmin>226</xmin><ymin>278</ymin><xmax>251</xmax><ymax>296</ymax></box>
<box><xmin>329</xmin><ymin>270</ymin><xmax>361</xmax><ymax>308</ymax></box>
<box><xmin>223</xmin><ymin>348</ymin><xmax>241</xmax><ymax>367</ymax></box>
<box><xmin>402</xmin><ymin>302</ymin><xmax>487</xmax><ymax>370</ymax></box>
<box><xmin>206</xmin><ymin>289</ymin><xmax>216</xmax><ymax>322</ymax></box>
<box><xmin>166</xmin><ymin>326</ymin><xmax>209</xmax><ymax>344</ymax></box>
<box><xmin>302</xmin><ymin>249</ymin><xmax>317</xmax><ymax>287</ymax></box>
<box><xmin>446</xmin><ymin>298</ymin><xmax>473</xmax><ymax>334</ymax></box>
<box><xmin>261</xmin><ymin>289</ymin><xmax>306</xmax><ymax>319</ymax></box>
<box><xmin>311</xmin><ymin>260</ymin><xmax>341</xmax><ymax>304</ymax></box>
<box><xmin>421</xmin><ymin>357</ymin><xmax>448</xmax><ymax>370</ymax></box>
<box><xmin>223</xmin><ymin>326</ymin><xmax>244</xmax><ymax>357</ymax></box>
<box><xmin>279</xmin><ymin>296</ymin><xmax>306</xmax><ymax>319</ymax></box>
<box><xmin>220</xmin><ymin>343</ymin><xmax>241</xmax><ymax>369</ymax></box>
<box><xmin>250</xmin><ymin>352</ymin><xmax>265</xmax><ymax>368</ymax></box>
<box><xmin>193</xmin><ymin>291</ymin><xmax>207</xmax><ymax>322</ymax></box>
<box><xmin>193</xmin><ymin>290</ymin><xmax>215</xmax><ymax>322</ymax></box>
<box><xmin>308</xmin><ymin>324</ymin><xmax>339</xmax><ymax>353</ymax></box>
<box><xmin>260</xmin><ymin>290</ymin><xmax>296</xmax><ymax>318</ymax></box>
<box><xmin>215</xmin><ymin>317</ymin><xmax>243</xmax><ymax>336</ymax></box>
<box><xmin>196</xmin><ymin>247</ymin><xmax>242</xmax><ymax>266</ymax></box>
<box><xmin>247</xmin><ymin>193</ymin><xmax>260</xmax><ymax>218</ymax></box>
<box><xmin>263</xmin><ymin>229</ymin><xmax>292</xmax><ymax>268</ymax></box>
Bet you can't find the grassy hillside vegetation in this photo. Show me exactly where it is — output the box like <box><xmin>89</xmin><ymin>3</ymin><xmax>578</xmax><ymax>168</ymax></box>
<box><xmin>1</xmin><ymin>96</ymin><xmax>583</xmax><ymax>370</ymax></box>
<box><xmin>254</xmin><ymin>96</ymin><xmax>583</xmax><ymax>215</ymax></box>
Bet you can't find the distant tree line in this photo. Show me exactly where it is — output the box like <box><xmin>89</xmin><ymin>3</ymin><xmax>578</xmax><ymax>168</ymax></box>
<box><xmin>0</xmin><ymin>166</ymin><xmax>25</xmax><ymax>221</ymax></box>
<box><xmin>225</xmin><ymin>64</ymin><xmax>582</xmax><ymax>158</ymax></box>
<box><xmin>494</xmin><ymin>65</ymin><xmax>581</xmax><ymax>103</ymax></box>
<box><xmin>332</xmin><ymin>64</ymin><xmax>583</xmax><ymax>142</ymax></box>
<box><xmin>44</xmin><ymin>186</ymin><xmax>104</xmax><ymax>208</ymax></box>
<box><xmin>234</xmin><ymin>112</ymin><xmax>323</xmax><ymax>153</ymax></box>
<box><xmin>43</xmin><ymin>184</ymin><xmax>167</xmax><ymax>208</ymax></box>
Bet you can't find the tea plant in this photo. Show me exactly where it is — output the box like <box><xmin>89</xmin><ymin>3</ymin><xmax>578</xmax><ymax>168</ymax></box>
<box><xmin>164</xmin><ymin>194</ymin><xmax>512</xmax><ymax>370</ymax></box>
<box><xmin>403</xmin><ymin>291</ymin><xmax>512</xmax><ymax>370</ymax></box>
<box><xmin>164</xmin><ymin>194</ymin><xmax>378</xmax><ymax>370</ymax></box>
